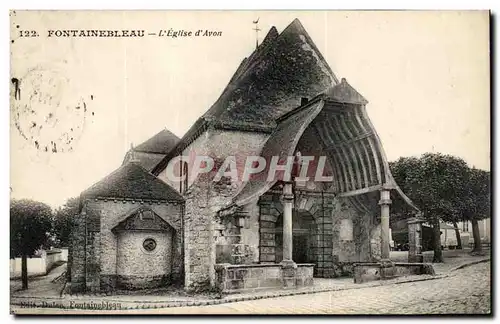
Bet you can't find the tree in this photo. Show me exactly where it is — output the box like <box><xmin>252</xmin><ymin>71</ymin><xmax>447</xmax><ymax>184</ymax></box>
<box><xmin>53</xmin><ymin>197</ymin><xmax>79</xmax><ymax>247</ymax></box>
<box><xmin>461</xmin><ymin>168</ymin><xmax>490</xmax><ymax>254</ymax></box>
<box><xmin>10</xmin><ymin>199</ymin><xmax>53</xmax><ymax>289</ymax></box>
<box><xmin>390</xmin><ymin>153</ymin><xmax>470</xmax><ymax>263</ymax></box>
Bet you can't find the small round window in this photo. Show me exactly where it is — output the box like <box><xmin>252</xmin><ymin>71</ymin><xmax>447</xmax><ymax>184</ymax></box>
<box><xmin>143</xmin><ymin>238</ymin><xmax>157</xmax><ymax>252</ymax></box>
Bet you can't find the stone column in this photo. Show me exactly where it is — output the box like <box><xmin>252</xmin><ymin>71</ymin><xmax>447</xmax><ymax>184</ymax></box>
<box><xmin>281</xmin><ymin>182</ymin><xmax>297</xmax><ymax>288</ymax></box>
<box><xmin>378</xmin><ymin>188</ymin><xmax>392</xmax><ymax>260</ymax></box>
<box><xmin>281</xmin><ymin>182</ymin><xmax>295</xmax><ymax>264</ymax></box>
<box><xmin>407</xmin><ymin>217</ymin><xmax>425</xmax><ymax>263</ymax></box>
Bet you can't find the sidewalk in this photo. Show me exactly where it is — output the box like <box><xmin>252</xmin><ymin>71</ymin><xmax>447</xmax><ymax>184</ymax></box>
<box><xmin>10</xmin><ymin>251</ymin><xmax>490</xmax><ymax>311</ymax></box>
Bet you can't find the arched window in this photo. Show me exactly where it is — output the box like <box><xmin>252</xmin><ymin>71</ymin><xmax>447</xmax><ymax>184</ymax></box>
<box><xmin>182</xmin><ymin>161</ymin><xmax>189</xmax><ymax>193</ymax></box>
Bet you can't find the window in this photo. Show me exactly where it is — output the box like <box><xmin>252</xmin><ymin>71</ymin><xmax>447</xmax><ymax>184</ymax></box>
<box><xmin>182</xmin><ymin>161</ymin><xmax>189</xmax><ymax>193</ymax></box>
<box><xmin>141</xmin><ymin>210</ymin><xmax>154</xmax><ymax>220</ymax></box>
<box><xmin>143</xmin><ymin>238</ymin><xmax>157</xmax><ymax>252</ymax></box>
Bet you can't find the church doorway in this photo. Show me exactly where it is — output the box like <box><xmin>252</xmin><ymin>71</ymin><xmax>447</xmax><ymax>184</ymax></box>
<box><xmin>274</xmin><ymin>209</ymin><xmax>316</xmax><ymax>263</ymax></box>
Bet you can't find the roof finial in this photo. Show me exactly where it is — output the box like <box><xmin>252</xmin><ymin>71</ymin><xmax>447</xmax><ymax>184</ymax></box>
<box><xmin>253</xmin><ymin>17</ymin><xmax>261</xmax><ymax>49</ymax></box>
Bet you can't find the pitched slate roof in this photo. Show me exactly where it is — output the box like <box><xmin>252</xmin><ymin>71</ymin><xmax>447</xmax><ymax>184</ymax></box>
<box><xmin>122</xmin><ymin>150</ymin><xmax>165</xmax><ymax>172</ymax></box>
<box><xmin>231</xmin><ymin>99</ymin><xmax>325</xmax><ymax>206</ymax></box>
<box><xmin>135</xmin><ymin>129</ymin><xmax>180</xmax><ymax>154</ymax></box>
<box><xmin>203</xmin><ymin>18</ymin><xmax>338</xmax><ymax>130</ymax></box>
<box><xmin>81</xmin><ymin>162</ymin><xmax>183</xmax><ymax>202</ymax></box>
<box><xmin>152</xmin><ymin>18</ymin><xmax>339</xmax><ymax>175</ymax></box>
<box><xmin>123</xmin><ymin>129</ymin><xmax>180</xmax><ymax>172</ymax></box>
<box><xmin>324</xmin><ymin>78</ymin><xmax>368</xmax><ymax>105</ymax></box>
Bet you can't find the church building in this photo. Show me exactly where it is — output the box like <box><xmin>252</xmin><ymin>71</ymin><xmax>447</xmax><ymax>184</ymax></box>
<box><xmin>68</xmin><ymin>19</ymin><xmax>419</xmax><ymax>293</ymax></box>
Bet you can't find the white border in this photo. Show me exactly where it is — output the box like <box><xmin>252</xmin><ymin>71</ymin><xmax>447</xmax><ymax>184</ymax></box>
<box><xmin>2</xmin><ymin>1</ymin><xmax>497</xmax><ymax>322</ymax></box>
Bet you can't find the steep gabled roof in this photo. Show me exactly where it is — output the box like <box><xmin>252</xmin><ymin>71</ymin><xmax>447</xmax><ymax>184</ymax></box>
<box><xmin>135</xmin><ymin>129</ymin><xmax>180</xmax><ymax>154</ymax></box>
<box><xmin>203</xmin><ymin>18</ymin><xmax>338</xmax><ymax>130</ymax></box>
<box><xmin>81</xmin><ymin>162</ymin><xmax>183</xmax><ymax>202</ymax></box>
<box><xmin>122</xmin><ymin>150</ymin><xmax>165</xmax><ymax>172</ymax></box>
<box><xmin>153</xmin><ymin>18</ymin><xmax>339</xmax><ymax>175</ymax></box>
<box><xmin>324</xmin><ymin>78</ymin><xmax>368</xmax><ymax>105</ymax></box>
<box><xmin>123</xmin><ymin>129</ymin><xmax>180</xmax><ymax>172</ymax></box>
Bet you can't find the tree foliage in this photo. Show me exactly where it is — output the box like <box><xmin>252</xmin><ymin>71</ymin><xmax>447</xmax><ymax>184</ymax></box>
<box><xmin>10</xmin><ymin>199</ymin><xmax>53</xmax><ymax>258</ymax></box>
<box><xmin>53</xmin><ymin>197</ymin><xmax>79</xmax><ymax>247</ymax></box>
<box><xmin>389</xmin><ymin>153</ymin><xmax>491</xmax><ymax>257</ymax></box>
<box><xmin>390</xmin><ymin>153</ymin><xmax>470</xmax><ymax>224</ymax></box>
<box><xmin>460</xmin><ymin>167</ymin><xmax>491</xmax><ymax>221</ymax></box>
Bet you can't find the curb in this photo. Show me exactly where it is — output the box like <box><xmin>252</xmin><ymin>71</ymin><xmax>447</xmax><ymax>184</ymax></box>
<box><xmin>449</xmin><ymin>258</ymin><xmax>490</xmax><ymax>272</ymax></box>
<box><xmin>12</xmin><ymin>258</ymin><xmax>489</xmax><ymax>311</ymax></box>
<box><xmin>10</xmin><ymin>273</ymin><xmax>446</xmax><ymax>310</ymax></box>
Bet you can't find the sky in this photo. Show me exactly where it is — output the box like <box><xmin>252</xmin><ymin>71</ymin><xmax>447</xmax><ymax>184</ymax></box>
<box><xmin>9</xmin><ymin>10</ymin><xmax>490</xmax><ymax>207</ymax></box>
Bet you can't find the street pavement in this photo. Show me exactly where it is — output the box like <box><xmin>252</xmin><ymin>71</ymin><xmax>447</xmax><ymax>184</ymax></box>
<box><xmin>12</xmin><ymin>261</ymin><xmax>491</xmax><ymax>315</ymax></box>
<box><xmin>10</xmin><ymin>263</ymin><xmax>66</xmax><ymax>297</ymax></box>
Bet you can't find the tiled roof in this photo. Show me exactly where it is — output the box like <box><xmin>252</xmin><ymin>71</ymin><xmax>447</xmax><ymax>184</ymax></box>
<box><xmin>135</xmin><ymin>129</ymin><xmax>180</xmax><ymax>154</ymax></box>
<box><xmin>153</xmin><ymin>18</ymin><xmax>339</xmax><ymax>175</ymax></box>
<box><xmin>81</xmin><ymin>162</ymin><xmax>183</xmax><ymax>202</ymax></box>
<box><xmin>202</xmin><ymin>18</ymin><xmax>337</xmax><ymax>130</ymax></box>
<box><xmin>122</xmin><ymin>150</ymin><xmax>165</xmax><ymax>172</ymax></box>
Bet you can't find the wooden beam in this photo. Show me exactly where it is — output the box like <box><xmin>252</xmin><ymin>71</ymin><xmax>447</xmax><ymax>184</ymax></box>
<box><xmin>313</xmin><ymin>122</ymin><xmax>344</xmax><ymax>192</ymax></box>
<box><xmin>338</xmin><ymin>184</ymin><xmax>383</xmax><ymax>197</ymax></box>
<box><xmin>322</xmin><ymin>118</ymin><xmax>351</xmax><ymax>192</ymax></box>
<box><xmin>354</xmin><ymin>107</ymin><xmax>379</xmax><ymax>185</ymax></box>
<box><xmin>331</xmin><ymin>115</ymin><xmax>357</xmax><ymax>191</ymax></box>
<box><xmin>360</xmin><ymin>106</ymin><xmax>391</xmax><ymax>184</ymax></box>
<box><xmin>339</xmin><ymin>114</ymin><xmax>363</xmax><ymax>189</ymax></box>
<box><xmin>324</xmin><ymin>131</ymin><xmax>374</xmax><ymax>151</ymax></box>
<box><xmin>344</xmin><ymin>112</ymin><xmax>369</xmax><ymax>188</ymax></box>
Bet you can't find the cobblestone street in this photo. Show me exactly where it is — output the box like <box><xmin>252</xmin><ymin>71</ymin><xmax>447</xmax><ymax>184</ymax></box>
<box><xmin>12</xmin><ymin>261</ymin><xmax>491</xmax><ymax>315</ymax></box>
<box><xmin>153</xmin><ymin>261</ymin><xmax>491</xmax><ymax>315</ymax></box>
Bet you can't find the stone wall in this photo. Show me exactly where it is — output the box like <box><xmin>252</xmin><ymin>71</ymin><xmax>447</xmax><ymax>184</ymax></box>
<box><xmin>215</xmin><ymin>263</ymin><xmax>314</xmax><ymax>294</ymax></box>
<box><xmin>116</xmin><ymin>230</ymin><xmax>174</xmax><ymax>289</ymax></box>
<box><xmin>69</xmin><ymin>198</ymin><xmax>183</xmax><ymax>293</ymax></box>
<box><xmin>255</xmin><ymin>192</ymin><xmax>376</xmax><ymax>278</ymax></box>
<box><xmin>353</xmin><ymin>262</ymin><xmax>435</xmax><ymax>284</ymax></box>
<box><xmin>157</xmin><ymin>129</ymin><xmax>269</xmax><ymax>191</ymax></box>
<box><xmin>178</xmin><ymin>129</ymin><xmax>268</xmax><ymax>291</ymax></box>
<box><xmin>258</xmin><ymin>194</ymin><xmax>282</xmax><ymax>263</ymax></box>
<box><xmin>69</xmin><ymin>213</ymin><xmax>86</xmax><ymax>292</ymax></box>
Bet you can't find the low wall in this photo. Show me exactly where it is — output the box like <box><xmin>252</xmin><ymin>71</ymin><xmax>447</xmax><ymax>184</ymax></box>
<box><xmin>10</xmin><ymin>248</ymin><xmax>67</xmax><ymax>278</ymax></box>
<box><xmin>44</xmin><ymin>249</ymin><xmax>63</xmax><ymax>273</ymax></box>
<box><xmin>10</xmin><ymin>257</ymin><xmax>46</xmax><ymax>277</ymax></box>
<box><xmin>353</xmin><ymin>262</ymin><xmax>435</xmax><ymax>284</ymax></box>
<box><xmin>60</xmin><ymin>248</ymin><xmax>69</xmax><ymax>262</ymax></box>
<box><xmin>215</xmin><ymin>263</ymin><xmax>314</xmax><ymax>294</ymax></box>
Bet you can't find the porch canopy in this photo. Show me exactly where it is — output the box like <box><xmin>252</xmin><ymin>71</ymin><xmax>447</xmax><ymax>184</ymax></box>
<box><xmin>230</xmin><ymin>78</ymin><xmax>419</xmax><ymax>214</ymax></box>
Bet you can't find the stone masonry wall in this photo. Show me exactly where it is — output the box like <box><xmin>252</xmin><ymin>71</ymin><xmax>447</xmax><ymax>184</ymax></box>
<box><xmin>331</xmin><ymin>196</ymin><xmax>374</xmax><ymax>276</ymax></box>
<box><xmin>179</xmin><ymin>129</ymin><xmax>268</xmax><ymax>291</ymax></box>
<box><xmin>258</xmin><ymin>194</ymin><xmax>283</xmax><ymax>263</ymax></box>
<box><xmin>215</xmin><ymin>263</ymin><xmax>314</xmax><ymax>294</ymax></box>
<box><xmin>116</xmin><ymin>230</ymin><xmax>174</xmax><ymax>289</ymax></box>
<box><xmin>70</xmin><ymin>198</ymin><xmax>183</xmax><ymax>292</ymax></box>
<box><xmin>69</xmin><ymin>214</ymin><xmax>86</xmax><ymax>293</ymax></box>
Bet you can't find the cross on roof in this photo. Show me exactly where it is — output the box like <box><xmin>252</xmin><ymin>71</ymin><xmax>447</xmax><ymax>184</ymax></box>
<box><xmin>253</xmin><ymin>18</ymin><xmax>261</xmax><ymax>49</ymax></box>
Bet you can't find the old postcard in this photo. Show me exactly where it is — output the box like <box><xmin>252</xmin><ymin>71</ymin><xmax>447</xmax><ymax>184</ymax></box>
<box><xmin>9</xmin><ymin>10</ymin><xmax>491</xmax><ymax>315</ymax></box>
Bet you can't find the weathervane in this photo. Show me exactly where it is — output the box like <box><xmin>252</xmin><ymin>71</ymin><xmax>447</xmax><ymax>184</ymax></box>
<box><xmin>253</xmin><ymin>17</ymin><xmax>260</xmax><ymax>49</ymax></box>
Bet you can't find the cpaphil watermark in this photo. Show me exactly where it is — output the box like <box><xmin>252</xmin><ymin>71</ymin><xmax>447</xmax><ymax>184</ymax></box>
<box><xmin>165</xmin><ymin>153</ymin><xmax>333</xmax><ymax>184</ymax></box>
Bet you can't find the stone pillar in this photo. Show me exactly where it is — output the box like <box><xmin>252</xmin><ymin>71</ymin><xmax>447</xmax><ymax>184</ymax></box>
<box><xmin>378</xmin><ymin>189</ymin><xmax>392</xmax><ymax>260</ymax></box>
<box><xmin>281</xmin><ymin>182</ymin><xmax>294</xmax><ymax>264</ymax></box>
<box><xmin>407</xmin><ymin>217</ymin><xmax>425</xmax><ymax>263</ymax></box>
